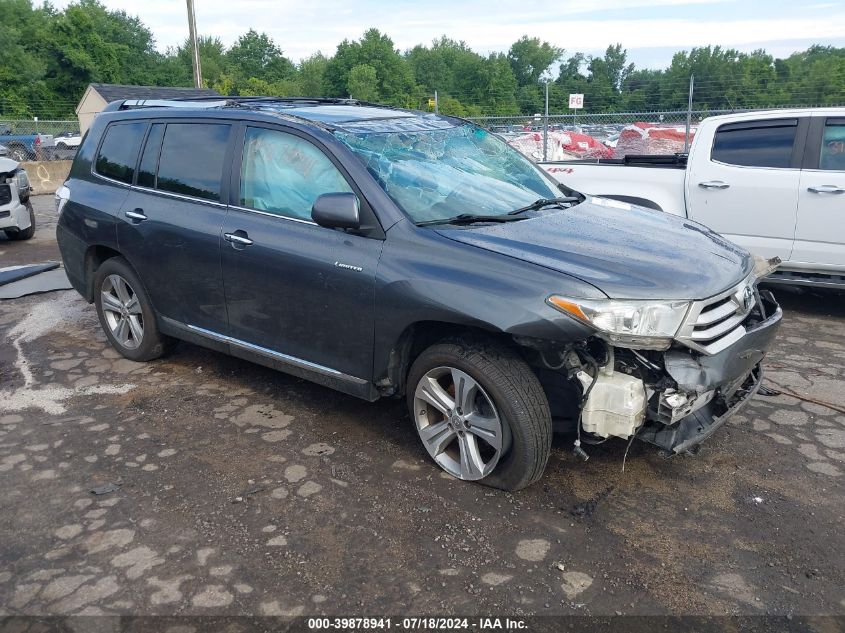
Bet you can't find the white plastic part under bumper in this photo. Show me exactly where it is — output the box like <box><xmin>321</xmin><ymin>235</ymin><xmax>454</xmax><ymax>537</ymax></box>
<box><xmin>638</xmin><ymin>290</ymin><xmax>782</xmax><ymax>454</ymax></box>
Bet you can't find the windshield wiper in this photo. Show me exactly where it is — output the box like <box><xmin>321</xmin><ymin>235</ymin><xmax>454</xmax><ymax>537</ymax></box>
<box><xmin>416</xmin><ymin>213</ymin><xmax>527</xmax><ymax>227</ymax></box>
<box><xmin>508</xmin><ymin>196</ymin><xmax>581</xmax><ymax>215</ymax></box>
<box><xmin>415</xmin><ymin>195</ymin><xmax>583</xmax><ymax>226</ymax></box>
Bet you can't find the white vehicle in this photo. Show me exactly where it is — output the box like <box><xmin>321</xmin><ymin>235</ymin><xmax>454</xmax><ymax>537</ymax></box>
<box><xmin>0</xmin><ymin>157</ymin><xmax>35</xmax><ymax>240</ymax></box>
<box><xmin>541</xmin><ymin>108</ymin><xmax>845</xmax><ymax>287</ymax></box>
<box><xmin>55</xmin><ymin>132</ymin><xmax>82</xmax><ymax>150</ymax></box>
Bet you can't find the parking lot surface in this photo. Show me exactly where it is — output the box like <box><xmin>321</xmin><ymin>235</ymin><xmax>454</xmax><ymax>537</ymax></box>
<box><xmin>1</xmin><ymin>196</ymin><xmax>844</xmax><ymax>617</ymax></box>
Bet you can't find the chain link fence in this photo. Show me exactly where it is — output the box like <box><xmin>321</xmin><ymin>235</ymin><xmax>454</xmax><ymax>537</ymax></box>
<box><xmin>0</xmin><ymin>105</ymin><xmax>835</xmax><ymax>163</ymax></box>
<box><xmin>468</xmin><ymin>108</ymin><xmax>753</xmax><ymax>161</ymax></box>
<box><xmin>0</xmin><ymin>119</ymin><xmax>81</xmax><ymax>162</ymax></box>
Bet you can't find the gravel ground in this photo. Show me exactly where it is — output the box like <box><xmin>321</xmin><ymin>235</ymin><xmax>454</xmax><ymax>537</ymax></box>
<box><xmin>0</xmin><ymin>196</ymin><xmax>843</xmax><ymax>618</ymax></box>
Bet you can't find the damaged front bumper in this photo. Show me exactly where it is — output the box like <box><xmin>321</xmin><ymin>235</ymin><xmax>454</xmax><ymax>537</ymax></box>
<box><xmin>638</xmin><ymin>291</ymin><xmax>782</xmax><ymax>454</ymax></box>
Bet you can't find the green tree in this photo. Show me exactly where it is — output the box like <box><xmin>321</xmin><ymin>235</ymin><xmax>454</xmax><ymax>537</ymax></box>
<box><xmin>507</xmin><ymin>36</ymin><xmax>562</xmax><ymax>86</ymax></box>
<box><xmin>778</xmin><ymin>45</ymin><xmax>845</xmax><ymax>106</ymax></box>
<box><xmin>174</xmin><ymin>36</ymin><xmax>230</xmax><ymax>92</ymax></box>
<box><xmin>324</xmin><ymin>29</ymin><xmax>413</xmax><ymax>105</ymax></box>
<box><xmin>226</xmin><ymin>29</ymin><xmax>294</xmax><ymax>84</ymax></box>
<box><xmin>37</xmin><ymin>0</ymin><xmax>164</xmax><ymax>113</ymax></box>
<box><xmin>297</xmin><ymin>52</ymin><xmax>329</xmax><ymax>96</ymax></box>
<box><xmin>0</xmin><ymin>1</ymin><xmax>49</xmax><ymax>116</ymax></box>
<box><xmin>589</xmin><ymin>44</ymin><xmax>634</xmax><ymax>92</ymax></box>
<box><xmin>347</xmin><ymin>64</ymin><xmax>379</xmax><ymax>101</ymax></box>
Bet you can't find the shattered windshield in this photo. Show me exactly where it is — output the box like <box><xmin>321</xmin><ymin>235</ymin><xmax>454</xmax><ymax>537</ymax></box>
<box><xmin>335</xmin><ymin>121</ymin><xmax>562</xmax><ymax>224</ymax></box>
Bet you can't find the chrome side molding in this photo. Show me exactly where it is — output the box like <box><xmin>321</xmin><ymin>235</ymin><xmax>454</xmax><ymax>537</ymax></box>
<box><xmin>185</xmin><ymin>324</ymin><xmax>367</xmax><ymax>385</ymax></box>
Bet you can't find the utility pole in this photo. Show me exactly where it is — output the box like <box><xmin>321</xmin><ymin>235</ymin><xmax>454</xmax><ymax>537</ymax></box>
<box><xmin>434</xmin><ymin>90</ymin><xmax>439</xmax><ymax>114</ymax></box>
<box><xmin>685</xmin><ymin>74</ymin><xmax>694</xmax><ymax>152</ymax></box>
<box><xmin>543</xmin><ymin>80</ymin><xmax>549</xmax><ymax>161</ymax></box>
<box><xmin>186</xmin><ymin>0</ymin><xmax>202</xmax><ymax>88</ymax></box>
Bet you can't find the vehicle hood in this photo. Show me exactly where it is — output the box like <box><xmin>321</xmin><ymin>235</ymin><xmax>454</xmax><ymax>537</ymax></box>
<box><xmin>435</xmin><ymin>197</ymin><xmax>753</xmax><ymax>300</ymax></box>
<box><xmin>0</xmin><ymin>157</ymin><xmax>20</xmax><ymax>173</ymax></box>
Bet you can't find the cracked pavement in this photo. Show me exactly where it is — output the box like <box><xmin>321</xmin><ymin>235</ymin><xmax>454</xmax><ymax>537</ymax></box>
<box><xmin>0</xmin><ymin>197</ymin><xmax>843</xmax><ymax>617</ymax></box>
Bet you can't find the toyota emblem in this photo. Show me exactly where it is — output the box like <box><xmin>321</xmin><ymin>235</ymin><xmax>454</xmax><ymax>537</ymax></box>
<box><xmin>742</xmin><ymin>286</ymin><xmax>754</xmax><ymax>311</ymax></box>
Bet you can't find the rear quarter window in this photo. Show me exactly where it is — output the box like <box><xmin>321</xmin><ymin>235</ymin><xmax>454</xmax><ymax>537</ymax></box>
<box><xmin>156</xmin><ymin>123</ymin><xmax>231</xmax><ymax>201</ymax></box>
<box><xmin>94</xmin><ymin>122</ymin><xmax>147</xmax><ymax>184</ymax></box>
<box><xmin>711</xmin><ymin>119</ymin><xmax>798</xmax><ymax>168</ymax></box>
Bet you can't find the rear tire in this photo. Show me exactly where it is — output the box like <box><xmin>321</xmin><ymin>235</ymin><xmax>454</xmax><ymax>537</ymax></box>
<box><xmin>93</xmin><ymin>256</ymin><xmax>175</xmax><ymax>362</ymax></box>
<box><xmin>4</xmin><ymin>202</ymin><xmax>35</xmax><ymax>240</ymax></box>
<box><xmin>407</xmin><ymin>339</ymin><xmax>552</xmax><ymax>491</ymax></box>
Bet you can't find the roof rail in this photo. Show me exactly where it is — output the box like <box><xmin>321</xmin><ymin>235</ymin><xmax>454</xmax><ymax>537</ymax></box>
<box><xmin>167</xmin><ymin>96</ymin><xmax>376</xmax><ymax>105</ymax></box>
<box><xmin>103</xmin><ymin>95</ymin><xmax>399</xmax><ymax>111</ymax></box>
<box><xmin>117</xmin><ymin>98</ymin><xmax>230</xmax><ymax>110</ymax></box>
<box><xmin>99</xmin><ymin>98</ymin><xmax>227</xmax><ymax>112</ymax></box>
<box><xmin>97</xmin><ymin>96</ymin><xmax>417</xmax><ymax>132</ymax></box>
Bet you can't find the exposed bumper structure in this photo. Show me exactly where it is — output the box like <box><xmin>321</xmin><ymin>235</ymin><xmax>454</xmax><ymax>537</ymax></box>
<box><xmin>639</xmin><ymin>291</ymin><xmax>782</xmax><ymax>454</ymax></box>
<box><xmin>0</xmin><ymin>198</ymin><xmax>31</xmax><ymax>231</ymax></box>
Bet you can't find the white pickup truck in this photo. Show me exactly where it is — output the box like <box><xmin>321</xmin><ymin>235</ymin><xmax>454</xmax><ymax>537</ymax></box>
<box><xmin>541</xmin><ymin>108</ymin><xmax>845</xmax><ymax>288</ymax></box>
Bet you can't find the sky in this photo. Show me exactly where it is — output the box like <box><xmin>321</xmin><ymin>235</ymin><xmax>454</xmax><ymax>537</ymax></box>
<box><xmin>53</xmin><ymin>0</ymin><xmax>845</xmax><ymax>69</ymax></box>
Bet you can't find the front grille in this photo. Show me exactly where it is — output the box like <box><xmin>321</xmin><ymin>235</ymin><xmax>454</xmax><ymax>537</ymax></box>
<box><xmin>0</xmin><ymin>184</ymin><xmax>11</xmax><ymax>206</ymax></box>
<box><xmin>675</xmin><ymin>275</ymin><xmax>757</xmax><ymax>355</ymax></box>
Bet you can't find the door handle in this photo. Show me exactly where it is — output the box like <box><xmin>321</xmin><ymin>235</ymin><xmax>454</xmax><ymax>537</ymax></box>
<box><xmin>698</xmin><ymin>181</ymin><xmax>730</xmax><ymax>190</ymax></box>
<box><xmin>808</xmin><ymin>185</ymin><xmax>845</xmax><ymax>195</ymax></box>
<box><xmin>224</xmin><ymin>232</ymin><xmax>253</xmax><ymax>246</ymax></box>
<box><xmin>125</xmin><ymin>209</ymin><xmax>147</xmax><ymax>221</ymax></box>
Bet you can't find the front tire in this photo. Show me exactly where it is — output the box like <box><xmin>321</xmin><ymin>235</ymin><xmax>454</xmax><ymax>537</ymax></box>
<box><xmin>407</xmin><ymin>340</ymin><xmax>552</xmax><ymax>491</ymax></box>
<box><xmin>93</xmin><ymin>257</ymin><xmax>175</xmax><ymax>362</ymax></box>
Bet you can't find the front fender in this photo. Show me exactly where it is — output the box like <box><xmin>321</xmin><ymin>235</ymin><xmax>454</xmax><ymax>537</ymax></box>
<box><xmin>372</xmin><ymin>224</ymin><xmax>599</xmax><ymax>382</ymax></box>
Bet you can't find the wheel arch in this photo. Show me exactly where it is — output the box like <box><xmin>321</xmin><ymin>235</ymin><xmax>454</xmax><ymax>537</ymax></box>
<box><xmin>381</xmin><ymin>320</ymin><xmax>522</xmax><ymax>397</ymax></box>
<box><xmin>83</xmin><ymin>244</ymin><xmax>125</xmax><ymax>301</ymax></box>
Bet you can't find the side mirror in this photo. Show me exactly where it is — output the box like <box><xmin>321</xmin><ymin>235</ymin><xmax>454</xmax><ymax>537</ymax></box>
<box><xmin>311</xmin><ymin>192</ymin><xmax>360</xmax><ymax>230</ymax></box>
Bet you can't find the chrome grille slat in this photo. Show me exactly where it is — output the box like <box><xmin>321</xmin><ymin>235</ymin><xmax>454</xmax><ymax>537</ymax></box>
<box><xmin>675</xmin><ymin>274</ymin><xmax>757</xmax><ymax>355</ymax></box>
<box><xmin>695</xmin><ymin>299</ymin><xmax>739</xmax><ymax>327</ymax></box>
<box><xmin>690</xmin><ymin>313</ymin><xmax>747</xmax><ymax>341</ymax></box>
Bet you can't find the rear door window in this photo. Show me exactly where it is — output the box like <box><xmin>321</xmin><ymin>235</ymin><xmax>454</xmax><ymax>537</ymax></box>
<box><xmin>711</xmin><ymin>119</ymin><xmax>798</xmax><ymax>168</ymax></box>
<box><xmin>156</xmin><ymin>123</ymin><xmax>231</xmax><ymax>201</ymax></box>
<box><xmin>94</xmin><ymin>122</ymin><xmax>146</xmax><ymax>184</ymax></box>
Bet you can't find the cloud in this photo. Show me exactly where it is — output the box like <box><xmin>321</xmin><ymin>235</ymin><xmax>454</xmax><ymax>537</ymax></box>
<box><xmin>51</xmin><ymin>0</ymin><xmax>845</xmax><ymax>68</ymax></box>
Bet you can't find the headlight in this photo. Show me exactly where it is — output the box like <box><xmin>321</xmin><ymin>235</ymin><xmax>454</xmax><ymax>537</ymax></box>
<box><xmin>752</xmin><ymin>254</ymin><xmax>781</xmax><ymax>279</ymax></box>
<box><xmin>547</xmin><ymin>295</ymin><xmax>690</xmax><ymax>350</ymax></box>
<box><xmin>15</xmin><ymin>169</ymin><xmax>30</xmax><ymax>199</ymax></box>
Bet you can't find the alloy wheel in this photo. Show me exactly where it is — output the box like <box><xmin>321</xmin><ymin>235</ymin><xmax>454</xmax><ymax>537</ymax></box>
<box><xmin>101</xmin><ymin>274</ymin><xmax>144</xmax><ymax>350</ymax></box>
<box><xmin>413</xmin><ymin>366</ymin><xmax>506</xmax><ymax>480</ymax></box>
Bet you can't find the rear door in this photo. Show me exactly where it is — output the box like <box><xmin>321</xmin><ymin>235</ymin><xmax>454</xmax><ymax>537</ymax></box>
<box><xmin>116</xmin><ymin>120</ymin><xmax>234</xmax><ymax>332</ymax></box>
<box><xmin>792</xmin><ymin>116</ymin><xmax>845</xmax><ymax>267</ymax></box>
<box><xmin>220</xmin><ymin>124</ymin><xmax>384</xmax><ymax>384</ymax></box>
<box><xmin>685</xmin><ymin>117</ymin><xmax>807</xmax><ymax>260</ymax></box>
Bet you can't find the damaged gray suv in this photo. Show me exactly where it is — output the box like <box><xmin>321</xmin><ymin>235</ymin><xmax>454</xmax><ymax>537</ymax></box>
<box><xmin>56</xmin><ymin>97</ymin><xmax>782</xmax><ymax>490</ymax></box>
